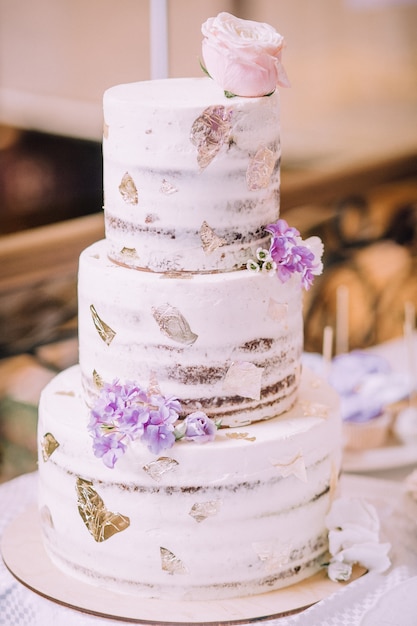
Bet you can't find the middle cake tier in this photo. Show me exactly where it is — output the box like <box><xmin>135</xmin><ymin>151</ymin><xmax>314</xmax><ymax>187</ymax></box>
<box><xmin>78</xmin><ymin>240</ymin><xmax>303</xmax><ymax>427</ymax></box>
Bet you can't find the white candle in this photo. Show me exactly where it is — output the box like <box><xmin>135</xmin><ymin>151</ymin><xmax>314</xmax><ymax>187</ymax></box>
<box><xmin>322</xmin><ymin>325</ymin><xmax>334</xmax><ymax>377</ymax></box>
<box><xmin>404</xmin><ymin>301</ymin><xmax>416</xmax><ymax>404</ymax></box>
<box><xmin>150</xmin><ymin>0</ymin><xmax>169</xmax><ymax>79</ymax></box>
<box><xmin>336</xmin><ymin>285</ymin><xmax>349</xmax><ymax>355</ymax></box>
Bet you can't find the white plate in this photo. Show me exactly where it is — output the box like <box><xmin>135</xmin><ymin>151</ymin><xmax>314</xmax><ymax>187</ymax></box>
<box><xmin>342</xmin><ymin>441</ymin><xmax>417</xmax><ymax>473</ymax></box>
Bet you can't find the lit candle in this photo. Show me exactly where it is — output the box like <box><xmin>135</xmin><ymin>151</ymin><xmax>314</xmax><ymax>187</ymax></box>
<box><xmin>150</xmin><ymin>0</ymin><xmax>169</xmax><ymax>79</ymax></box>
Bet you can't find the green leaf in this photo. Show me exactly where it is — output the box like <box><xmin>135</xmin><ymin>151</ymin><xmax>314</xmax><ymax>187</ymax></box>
<box><xmin>199</xmin><ymin>60</ymin><xmax>211</xmax><ymax>78</ymax></box>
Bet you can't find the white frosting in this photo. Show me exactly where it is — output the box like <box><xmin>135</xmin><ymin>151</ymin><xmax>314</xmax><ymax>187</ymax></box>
<box><xmin>78</xmin><ymin>240</ymin><xmax>303</xmax><ymax>427</ymax></box>
<box><xmin>38</xmin><ymin>365</ymin><xmax>341</xmax><ymax>600</ymax></box>
<box><xmin>103</xmin><ymin>77</ymin><xmax>280</xmax><ymax>273</ymax></box>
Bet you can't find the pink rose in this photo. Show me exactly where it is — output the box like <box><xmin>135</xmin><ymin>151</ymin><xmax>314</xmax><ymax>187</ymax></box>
<box><xmin>201</xmin><ymin>12</ymin><xmax>290</xmax><ymax>97</ymax></box>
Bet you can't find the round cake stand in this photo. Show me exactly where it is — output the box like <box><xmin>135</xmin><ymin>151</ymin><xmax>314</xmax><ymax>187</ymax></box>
<box><xmin>1</xmin><ymin>505</ymin><xmax>364</xmax><ymax>624</ymax></box>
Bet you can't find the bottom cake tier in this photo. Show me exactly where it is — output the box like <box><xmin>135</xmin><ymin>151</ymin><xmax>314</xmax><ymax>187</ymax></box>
<box><xmin>37</xmin><ymin>365</ymin><xmax>341</xmax><ymax>601</ymax></box>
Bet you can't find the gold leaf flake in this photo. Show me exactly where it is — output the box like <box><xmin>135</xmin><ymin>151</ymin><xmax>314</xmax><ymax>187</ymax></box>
<box><xmin>200</xmin><ymin>221</ymin><xmax>227</xmax><ymax>254</ymax></box>
<box><xmin>190</xmin><ymin>105</ymin><xmax>233</xmax><ymax>170</ymax></box>
<box><xmin>152</xmin><ymin>303</ymin><xmax>198</xmax><ymax>345</ymax></box>
<box><xmin>225</xmin><ymin>431</ymin><xmax>256</xmax><ymax>442</ymax></box>
<box><xmin>267</xmin><ymin>298</ymin><xmax>288</xmax><ymax>322</ymax></box>
<box><xmin>223</xmin><ymin>361</ymin><xmax>263</xmax><ymax>400</ymax></box>
<box><xmin>189</xmin><ymin>500</ymin><xmax>222</xmax><ymax>523</ymax></box>
<box><xmin>160</xmin><ymin>179</ymin><xmax>178</xmax><ymax>195</ymax></box>
<box><xmin>145</xmin><ymin>213</ymin><xmax>158</xmax><ymax>224</ymax></box>
<box><xmin>160</xmin><ymin>547</ymin><xmax>187</xmax><ymax>574</ymax></box>
<box><xmin>246</xmin><ymin>145</ymin><xmax>276</xmax><ymax>191</ymax></box>
<box><xmin>253</xmin><ymin>541</ymin><xmax>292</xmax><ymax>572</ymax></box>
<box><xmin>90</xmin><ymin>304</ymin><xmax>116</xmax><ymax>346</ymax></box>
<box><xmin>120</xmin><ymin>247</ymin><xmax>139</xmax><ymax>260</ymax></box>
<box><xmin>103</xmin><ymin>122</ymin><xmax>109</xmax><ymax>139</ymax></box>
<box><xmin>119</xmin><ymin>172</ymin><xmax>138</xmax><ymax>205</ymax></box>
<box><xmin>41</xmin><ymin>432</ymin><xmax>60</xmax><ymax>461</ymax></box>
<box><xmin>76</xmin><ymin>477</ymin><xmax>130</xmax><ymax>542</ymax></box>
<box><xmin>299</xmin><ymin>400</ymin><xmax>329</xmax><ymax>419</ymax></box>
<box><xmin>54</xmin><ymin>390</ymin><xmax>75</xmax><ymax>397</ymax></box>
<box><xmin>93</xmin><ymin>369</ymin><xmax>104</xmax><ymax>389</ymax></box>
<box><xmin>143</xmin><ymin>457</ymin><xmax>179</xmax><ymax>482</ymax></box>
<box><xmin>270</xmin><ymin>452</ymin><xmax>307</xmax><ymax>483</ymax></box>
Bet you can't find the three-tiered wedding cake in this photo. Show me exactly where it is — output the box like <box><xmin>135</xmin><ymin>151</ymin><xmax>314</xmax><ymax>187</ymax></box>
<box><xmin>37</xmin><ymin>12</ymin><xmax>341</xmax><ymax>601</ymax></box>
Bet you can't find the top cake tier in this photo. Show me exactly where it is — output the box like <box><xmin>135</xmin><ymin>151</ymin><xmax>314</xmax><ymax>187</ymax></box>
<box><xmin>103</xmin><ymin>77</ymin><xmax>280</xmax><ymax>273</ymax></box>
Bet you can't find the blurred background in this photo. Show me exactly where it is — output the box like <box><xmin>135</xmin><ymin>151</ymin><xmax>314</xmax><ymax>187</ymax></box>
<box><xmin>0</xmin><ymin>0</ymin><xmax>417</xmax><ymax>480</ymax></box>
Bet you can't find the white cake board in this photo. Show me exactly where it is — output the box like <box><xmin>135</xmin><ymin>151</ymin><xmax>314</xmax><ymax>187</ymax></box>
<box><xmin>1</xmin><ymin>503</ymin><xmax>365</xmax><ymax>624</ymax></box>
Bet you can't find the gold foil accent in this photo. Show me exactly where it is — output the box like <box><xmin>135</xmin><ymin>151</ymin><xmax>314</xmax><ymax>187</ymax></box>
<box><xmin>160</xmin><ymin>547</ymin><xmax>187</xmax><ymax>574</ymax></box>
<box><xmin>103</xmin><ymin>122</ymin><xmax>109</xmax><ymax>139</ymax></box>
<box><xmin>41</xmin><ymin>433</ymin><xmax>60</xmax><ymax>461</ymax></box>
<box><xmin>90</xmin><ymin>304</ymin><xmax>116</xmax><ymax>346</ymax></box>
<box><xmin>160</xmin><ymin>179</ymin><xmax>178</xmax><ymax>195</ymax></box>
<box><xmin>271</xmin><ymin>452</ymin><xmax>307</xmax><ymax>483</ymax></box>
<box><xmin>223</xmin><ymin>361</ymin><xmax>263</xmax><ymax>400</ymax></box>
<box><xmin>120</xmin><ymin>247</ymin><xmax>139</xmax><ymax>260</ymax></box>
<box><xmin>152</xmin><ymin>304</ymin><xmax>198</xmax><ymax>345</ymax></box>
<box><xmin>93</xmin><ymin>369</ymin><xmax>104</xmax><ymax>389</ymax></box>
<box><xmin>299</xmin><ymin>400</ymin><xmax>329</xmax><ymax>420</ymax></box>
<box><xmin>253</xmin><ymin>541</ymin><xmax>292</xmax><ymax>572</ymax></box>
<box><xmin>225</xmin><ymin>431</ymin><xmax>256</xmax><ymax>442</ymax></box>
<box><xmin>267</xmin><ymin>298</ymin><xmax>288</xmax><ymax>322</ymax></box>
<box><xmin>119</xmin><ymin>172</ymin><xmax>138</xmax><ymax>205</ymax></box>
<box><xmin>246</xmin><ymin>145</ymin><xmax>276</xmax><ymax>191</ymax></box>
<box><xmin>189</xmin><ymin>500</ymin><xmax>222</xmax><ymax>523</ymax></box>
<box><xmin>76</xmin><ymin>477</ymin><xmax>130</xmax><ymax>542</ymax></box>
<box><xmin>191</xmin><ymin>105</ymin><xmax>233</xmax><ymax>170</ymax></box>
<box><xmin>54</xmin><ymin>390</ymin><xmax>75</xmax><ymax>397</ymax></box>
<box><xmin>145</xmin><ymin>213</ymin><xmax>159</xmax><ymax>224</ymax></box>
<box><xmin>143</xmin><ymin>457</ymin><xmax>179</xmax><ymax>482</ymax></box>
<box><xmin>200</xmin><ymin>221</ymin><xmax>227</xmax><ymax>254</ymax></box>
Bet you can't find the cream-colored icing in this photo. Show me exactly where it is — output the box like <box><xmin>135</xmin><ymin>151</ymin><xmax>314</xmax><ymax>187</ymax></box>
<box><xmin>78</xmin><ymin>240</ymin><xmax>302</xmax><ymax>427</ymax></box>
<box><xmin>103</xmin><ymin>77</ymin><xmax>280</xmax><ymax>273</ymax></box>
<box><xmin>38</xmin><ymin>365</ymin><xmax>341</xmax><ymax>600</ymax></box>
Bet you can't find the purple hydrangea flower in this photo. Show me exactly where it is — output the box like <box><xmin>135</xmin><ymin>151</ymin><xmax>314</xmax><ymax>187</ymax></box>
<box><xmin>91</xmin><ymin>431</ymin><xmax>127</xmax><ymax>469</ymax></box>
<box><xmin>142</xmin><ymin>422</ymin><xmax>176</xmax><ymax>455</ymax></box>
<box><xmin>88</xmin><ymin>380</ymin><xmax>181</xmax><ymax>465</ymax></box>
<box><xmin>141</xmin><ymin>394</ymin><xmax>181</xmax><ymax>454</ymax></box>
<box><xmin>89</xmin><ymin>381</ymin><xmax>218</xmax><ymax>466</ymax></box>
<box><xmin>183</xmin><ymin>411</ymin><xmax>217</xmax><ymax>443</ymax></box>
<box><xmin>263</xmin><ymin>219</ymin><xmax>323</xmax><ymax>289</ymax></box>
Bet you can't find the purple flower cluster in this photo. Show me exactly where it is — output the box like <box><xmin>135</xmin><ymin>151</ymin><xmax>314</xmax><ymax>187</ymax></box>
<box><xmin>88</xmin><ymin>380</ymin><xmax>217</xmax><ymax>468</ymax></box>
<box><xmin>265</xmin><ymin>219</ymin><xmax>321</xmax><ymax>289</ymax></box>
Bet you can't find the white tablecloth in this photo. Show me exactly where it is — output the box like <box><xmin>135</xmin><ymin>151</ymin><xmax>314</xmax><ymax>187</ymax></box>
<box><xmin>1</xmin><ymin>471</ymin><xmax>417</xmax><ymax>626</ymax></box>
